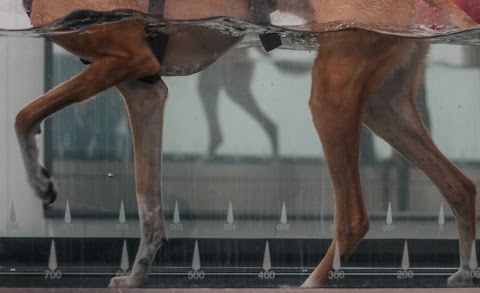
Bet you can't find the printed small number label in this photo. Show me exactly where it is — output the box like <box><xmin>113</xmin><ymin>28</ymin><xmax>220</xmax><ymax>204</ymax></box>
<box><xmin>116</xmin><ymin>223</ymin><xmax>129</xmax><ymax>231</ymax></box>
<box><xmin>116</xmin><ymin>270</ymin><xmax>130</xmax><ymax>277</ymax></box>
<box><xmin>462</xmin><ymin>270</ymin><xmax>480</xmax><ymax>278</ymax></box>
<box><xmin>383</xmin><ymin>224</ymin><xmax>396</xmax><ymax>232</ymax></box>
<box><xmin>7</xmin><ymin>223</ymin><xmax>19</xmax><ymax>231</ymax></box>
<box><xmin>188</xmin><ymin>270</ymin><xmax>205</xmax><ymax>280</ymax></box>
<box><xmin>45</xmin><ymin>270</ymin><xmax>62</xmax><ymax>279</ymax></box>
<box><xmin>397</xmin><ymin>270</ymin><xmax>414</xmax><ymax>279</ymax></box>
<box><xmin>224</xmin><ymin>223</ymin><xmax>237</xmax><ymax>231</ymax></box>
<box><xmin>328</xmin><ymin>270</ymin><xmax>345</xmax><ymax>280</ymax></box>
<box><xmin>62</xmin><ymin>223</ymin><xmax>74</xmax><ymax>231</ymax></box>
<box><xmin>277</xmin><ymin>224</ymin><xmax>290</xmax><ymax>231</ymax></box>
<box><xmin>258</xmin><ymin>270</ymin><xmax>276</xmax><ymax>279</ymax></box>
<box><xmin>170</xmin><ymin>223</ymin><xmax>183</xmax><ymax>231</ymax></box>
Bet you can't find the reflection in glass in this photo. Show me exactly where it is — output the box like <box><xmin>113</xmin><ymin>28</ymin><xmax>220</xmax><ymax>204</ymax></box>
<box><xmin>0</xmin><ymin>0</ymin><xmax>480</xmax><ymax>288</ymax></box>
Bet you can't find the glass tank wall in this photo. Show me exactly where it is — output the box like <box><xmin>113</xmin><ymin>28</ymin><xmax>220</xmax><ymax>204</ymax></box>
<box><xmin>0</xmin><ymin>0</ymin><xmax>480</xmax><ymax>289</ymax></box>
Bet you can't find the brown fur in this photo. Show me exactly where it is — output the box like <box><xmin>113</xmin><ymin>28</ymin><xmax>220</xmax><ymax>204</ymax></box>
<box><xmin>15</xmin><ymin>0</ymin><xmax>478</xmax><ymax>288</ymax></box>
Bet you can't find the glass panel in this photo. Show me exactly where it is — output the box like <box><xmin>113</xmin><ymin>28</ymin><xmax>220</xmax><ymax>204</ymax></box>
<box><xmin>1</xmin><ymin>0</ymin><xmax>480</xmax><ymax>289</ymax></box>
<box><xmin>45</xmin><ymin>44</ymin><xmax>480</xmax><ymax>240</ymax></box>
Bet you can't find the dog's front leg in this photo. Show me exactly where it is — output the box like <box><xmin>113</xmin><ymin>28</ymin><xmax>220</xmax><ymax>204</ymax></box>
<box><xmin>302</xmin><ymin>31</ymin><xmax>372</xmax><ymax>287</ymax></box>
<box><xmin>109</xmin><ymin>79</ymin><xmax>168</xmax><ymax>288</ymax></box>
<box><xmin>15</xmin><ymin>48</ymin><xmax>156</xmax><ymax>205</ymax></box>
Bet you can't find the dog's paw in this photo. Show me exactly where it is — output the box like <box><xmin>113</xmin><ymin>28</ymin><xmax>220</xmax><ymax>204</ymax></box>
<box><xmin>38</xmin><ymin>167</ymin><xmax>58</xmax><ymax>206</ymax></box>
<box><xmin>108</xmin><ymin>276</ymin><xmax>143</xmax><ymax>288</ymax></box>
<box><xmin>448</xmin><ymin>270</ymin><xmax>475</xmax><ymax>287</ymax></box>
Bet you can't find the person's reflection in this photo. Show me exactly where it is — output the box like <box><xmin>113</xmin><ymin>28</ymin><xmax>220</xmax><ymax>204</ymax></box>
<box><xmin>197</xmin><ymin>47</ymin><xmax>378</xmax><ymax>163</ymax></box>
<box><xmin>197</xmin><ymin>48</ymin><xmax>279</xmax><ymax>158</ymax></box>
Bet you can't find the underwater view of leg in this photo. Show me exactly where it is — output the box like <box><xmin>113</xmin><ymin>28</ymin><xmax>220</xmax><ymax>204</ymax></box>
<box><xmin>15</xmin><ymin>22</ymin><xmax>160</xmax><ymax>207</ymax></box>
<box><xmin>109</xmin><ymin>79</ymin><xmax>168</xmax><ymax>288</ymax></box>
<box><xmin>15</xmin><ymin>116</ymin><xmax>57</xmax><ymax>205</ymax></box>
<box><xmin>363</xmin><ymin>40</ymin><xmax>477</xmax><ymax>288</ymax></box>
<box><xmin>302</xmin><ymin>31</ymin><xmax>381</xmax><ymax>287</ymax></box>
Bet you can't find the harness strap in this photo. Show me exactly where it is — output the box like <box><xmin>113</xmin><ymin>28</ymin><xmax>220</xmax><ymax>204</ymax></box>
<box><xmin>250</xmin><ymin>0</ymin><xmax>272</xmax><ymax>25</ymax></box>
<box><xmin>139</xmin><ymin>0</ymin><xmax>169</xmax><ymax>84</ymax></box>
<box><xmin>148</xmin><ymin>0</ymin><xmax>165</xmax><ymax>16</ymax></box>
<box><xmin>248</xmin><ymin>0</ymin><xmax>282</xmax><ymax>52</ymax></box>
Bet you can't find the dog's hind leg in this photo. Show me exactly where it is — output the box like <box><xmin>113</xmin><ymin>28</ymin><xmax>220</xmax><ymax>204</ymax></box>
<box><xmin>109</xmin><ymin>79</ymin><xmax>168</xmax><ymax>288</ymax></box>
<box><xmin>363</xmin><ymin>40</ymin><xmax>477</xmax><ymax>287</ymax></box>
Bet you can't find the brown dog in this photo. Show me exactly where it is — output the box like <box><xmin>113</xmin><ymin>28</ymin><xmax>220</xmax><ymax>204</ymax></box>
<box><xmin>16</xmin><ymin>0</ymin><xmax>477</xmax><ymax>288</ymax></box>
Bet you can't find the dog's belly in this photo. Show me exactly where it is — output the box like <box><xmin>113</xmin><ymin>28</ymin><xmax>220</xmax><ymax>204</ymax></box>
<box><xmin>29</xmin><ymin>0</ymin><xmax>149</xmax><ymax>27</ymax></box>
<box><xmin>161</xmin><ymin>26</ymin><xmax>243</xmax><ymax>76</ymax></box>
<box><xmin>29</xmin><ymin>0</ymin><xmax>252</xmax><ymax>28</ymax></box>
<box><xmin>163</xmin><ymin>0</ymin><xmax>251</xmax><ymax>21</ymax></box>
<box><xmin>310</xmin><ymin>0</ymin><xmax>418</xmax><ymax>28</ymax></box>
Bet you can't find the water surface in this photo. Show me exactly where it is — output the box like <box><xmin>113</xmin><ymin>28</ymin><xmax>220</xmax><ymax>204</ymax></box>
<box><xmin>1</xmin><ymin>9</ymin><xmax>480</xmax><ymax>50</ymax></box>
